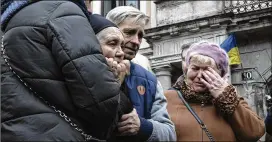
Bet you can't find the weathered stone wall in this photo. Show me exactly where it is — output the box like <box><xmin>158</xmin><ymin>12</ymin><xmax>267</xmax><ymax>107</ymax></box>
<box><xmin>156</xmin><ymin>1</ymin><xmax>223</xmax><ymax>26</ymax></box>
<box><xmin>231</xmin><ymin>34</ymin><xmax>272</xmax><ymax>118</ymax></box>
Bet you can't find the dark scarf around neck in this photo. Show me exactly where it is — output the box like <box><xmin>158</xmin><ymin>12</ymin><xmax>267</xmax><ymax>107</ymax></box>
<box><xmin>179</xmin><ymin>81</ymin><xmax>213</xmax><ymax>105</ymax></box>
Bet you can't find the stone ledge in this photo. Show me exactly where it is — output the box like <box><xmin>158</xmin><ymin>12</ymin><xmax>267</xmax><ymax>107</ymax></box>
<box><xmin>144</xmin><ymin>8</ymin><xmax>272</xmax><ymax>42</ymax></box>
<box><xmin>150</xmin><ymin>53</ymin><xmax>182</xmax><ymax>68</ymax></box>
<box><xmin>153</xmin><ymin>65</ymin><xmax>172</xmax><ymax>74</ymax></box>
<box><xmin>144</xmin><ymin>14</ymin><xmax>232</xmax><ymax>41</ymax></box>
<box><xmin>138</xmin><ymin>47</ymin><xmax>153</xmax><ymax>57</ymax></box>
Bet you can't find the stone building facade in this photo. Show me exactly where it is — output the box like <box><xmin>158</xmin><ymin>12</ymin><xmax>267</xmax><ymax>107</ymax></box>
<box><xmin>142</xmin><ymin>1</ymin><xmax>272</xmax><ymax>119</ymax></box>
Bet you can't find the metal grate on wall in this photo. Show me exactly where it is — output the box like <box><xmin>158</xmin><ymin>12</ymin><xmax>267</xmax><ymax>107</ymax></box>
<box><xmin>224</xmin><ymin>0</ymin><xmax>272</xmax><ymax>14</ymax></box>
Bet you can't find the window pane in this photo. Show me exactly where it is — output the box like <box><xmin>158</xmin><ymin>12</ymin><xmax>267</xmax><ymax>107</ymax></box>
<box><xmin>102</xmin><ymin>0</ymin><xmax>117</xmax><ymax>16</ymax></box>
<box><xmin>103</xmin><ymin>0</ymin><xmax>139</xmax><ymax>16</ymax></box>
<box><xmin>125</xmin><ymin>0</ymin><xmax>139</xmax><ymax>9</ymax></box>
<box><xmin>102</xmin><ymin>1</ymin><xmax>112</xmax><ymax>16</ymax></box>
<box><xmin>116</xmin><ymin>0</ymin><xmax>125</xmax><ymax>7</ymax></box>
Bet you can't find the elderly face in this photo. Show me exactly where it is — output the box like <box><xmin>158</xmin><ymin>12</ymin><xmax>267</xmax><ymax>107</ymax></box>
<box><xmin>118</xmin><ymin>17</ymin><xmax>145</xmax><ymax>60</ymax></box>
<box><xmin>186</xmin><ymin>54</ymin><xmax>221</xmax><ymax>93</ymax></box>
<box><xmin>97</xmin><ymin>27</ymin><xmax>125</xmax><ymax>63</ymax></box>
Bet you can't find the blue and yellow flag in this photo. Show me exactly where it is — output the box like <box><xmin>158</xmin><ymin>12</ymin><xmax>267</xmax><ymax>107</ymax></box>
<box><xmin>220</xmin><ymin>33</ymin><xmax>241</xmax><ymax>65</ymax></box>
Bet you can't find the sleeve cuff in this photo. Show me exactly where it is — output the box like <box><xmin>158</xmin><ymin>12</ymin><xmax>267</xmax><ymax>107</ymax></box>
<box><xmin>138</xmin><ymin>117</ymin><xmax>153</xmax><ymax>141</ymax></box>
<box><xmin>212</xmin><ymin>85</ymin><xmax>239</xmax><ymax>116</ymax></box>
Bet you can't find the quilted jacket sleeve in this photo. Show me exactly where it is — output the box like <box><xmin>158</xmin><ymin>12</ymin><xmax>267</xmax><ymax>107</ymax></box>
<box><xmin>47</xmin><ymin>2</ymin><xmax>120</xmax><ymax>139</ymax></box>
<box><xmin>228</xmin><ymin>98</ymin><xmax>265</xmax><ymax>142</ymax></box>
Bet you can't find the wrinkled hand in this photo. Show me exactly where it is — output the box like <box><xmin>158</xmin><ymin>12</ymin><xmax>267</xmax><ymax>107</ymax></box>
<box><xmin>200</xmin><ymin>67</ymin><xmax>229</xmax><ymax>98</ymax></box>
<box><xmin>118</xmin><ymin>60</ymin><xmax>130</xmax><ymax>84</ymax></box>
<box><xmin>106</xmin><ymin>57</ymin><xmax>121</xmax><ymax>77</ymax></box>
<box><xmin>106</xmin><ymin>58</ymin><xmax>130</xmax><ymax>84</ymax></box>
<box><xmin>117</xmin><ymin>108</ymin><xmax>140</xmax><ymax>136</ymax></box>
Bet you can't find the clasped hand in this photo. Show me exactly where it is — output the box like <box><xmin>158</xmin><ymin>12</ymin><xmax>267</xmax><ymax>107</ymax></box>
<box><xmin>105</xmin><ymin>57</ymin><xmax>130</xmax><ymax>84</ymax></box>
<box><xmin>117</xmin><ymin>108</ymin><xmax>140</xmax><ymax>136</ymax></box>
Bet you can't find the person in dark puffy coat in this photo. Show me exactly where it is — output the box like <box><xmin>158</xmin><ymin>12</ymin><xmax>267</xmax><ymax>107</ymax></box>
<box><xmin>1</xmin><ymin>0</ymin><xmax>123</xmax><ymax>141</ymax></box>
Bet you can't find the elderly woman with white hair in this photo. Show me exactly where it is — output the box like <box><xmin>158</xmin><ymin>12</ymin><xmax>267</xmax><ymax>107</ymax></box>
<box><xmin>164</xmin><ymin>41</ymin><xmax>265</xmax><ymax>142</ymax></box>
<box><xmin>89</xmin><ymin>13</ymin><xmax>134</xmax><ymax>127</ymax></box>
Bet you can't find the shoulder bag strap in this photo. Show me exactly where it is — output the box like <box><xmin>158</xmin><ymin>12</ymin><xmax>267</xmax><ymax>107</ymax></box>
<box><xmin>176</xmin><ymin>90</ymin><xmax>215</xmax><ymax>142</ymax></box>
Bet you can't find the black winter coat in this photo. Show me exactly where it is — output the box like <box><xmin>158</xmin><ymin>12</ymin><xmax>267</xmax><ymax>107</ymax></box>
<box><xmin>1</xmin><ymin>1</ymin><xmax>121</xmax><ymax>141</ymax></box>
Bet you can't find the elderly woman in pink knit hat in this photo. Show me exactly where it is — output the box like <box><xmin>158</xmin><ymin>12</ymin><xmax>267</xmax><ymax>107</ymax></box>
<box><xmin>164</xmin><ymin>41</ymin><xmax>265</xmax><ymax>142</ymax></box>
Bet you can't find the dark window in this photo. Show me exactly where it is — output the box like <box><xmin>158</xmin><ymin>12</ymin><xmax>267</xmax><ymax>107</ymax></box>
<box><xmin>102</xmin><ymin>0</ymin><xmax>140</xmax><ymax>17</ymax></box>
<box><xmin>102</xmin><ymin>0</ymin><xmax>116</xmax><ymax>17</ymax></box>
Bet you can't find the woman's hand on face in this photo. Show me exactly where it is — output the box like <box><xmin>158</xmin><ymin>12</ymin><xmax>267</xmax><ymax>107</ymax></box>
<box><xmin>200</xmin><ymin>67</ymin><xmax>229</xmax><ymax>98</ymax></box>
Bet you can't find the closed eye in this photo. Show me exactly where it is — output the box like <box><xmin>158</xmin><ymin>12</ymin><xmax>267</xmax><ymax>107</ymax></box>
<box><xmin>191</xmin><ymin>67</ymin><xmax>200</xmax><ymax>71</ymax></box>
<box><xmin>108</xmin><ymin>40</ymin><xmax>117</xmax><ymax>46</ymax></box>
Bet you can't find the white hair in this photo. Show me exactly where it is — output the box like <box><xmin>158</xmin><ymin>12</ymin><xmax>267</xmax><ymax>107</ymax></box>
<box><xmin>106</xmin><ymin>6</ymin><xmax>149</xmax><ymax>26</ymax></box>
<box><xmin>96</xmin><ymin>27</ymin><xmax>120</xmax><ymax>42</ymax></box>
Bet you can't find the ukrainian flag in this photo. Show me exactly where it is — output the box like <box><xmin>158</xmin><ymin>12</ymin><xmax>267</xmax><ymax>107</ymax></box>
<box><xmin>220</xmin><ymin>33</ymin><xmax>241</xmax><ymax>65</ymax></box>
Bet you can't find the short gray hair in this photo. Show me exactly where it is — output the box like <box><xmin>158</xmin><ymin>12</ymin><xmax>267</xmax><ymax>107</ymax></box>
<box><xmin>106</xmin><ymin>6</ymin><xmax>149</xmax><ymax>26</ymax></box>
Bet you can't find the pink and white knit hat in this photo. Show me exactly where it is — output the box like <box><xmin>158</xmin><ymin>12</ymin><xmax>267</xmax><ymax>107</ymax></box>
<box><xmin>185</xmin><ymin>41</ymin><xmax>229</xmax><ymax>77</ymax></box>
